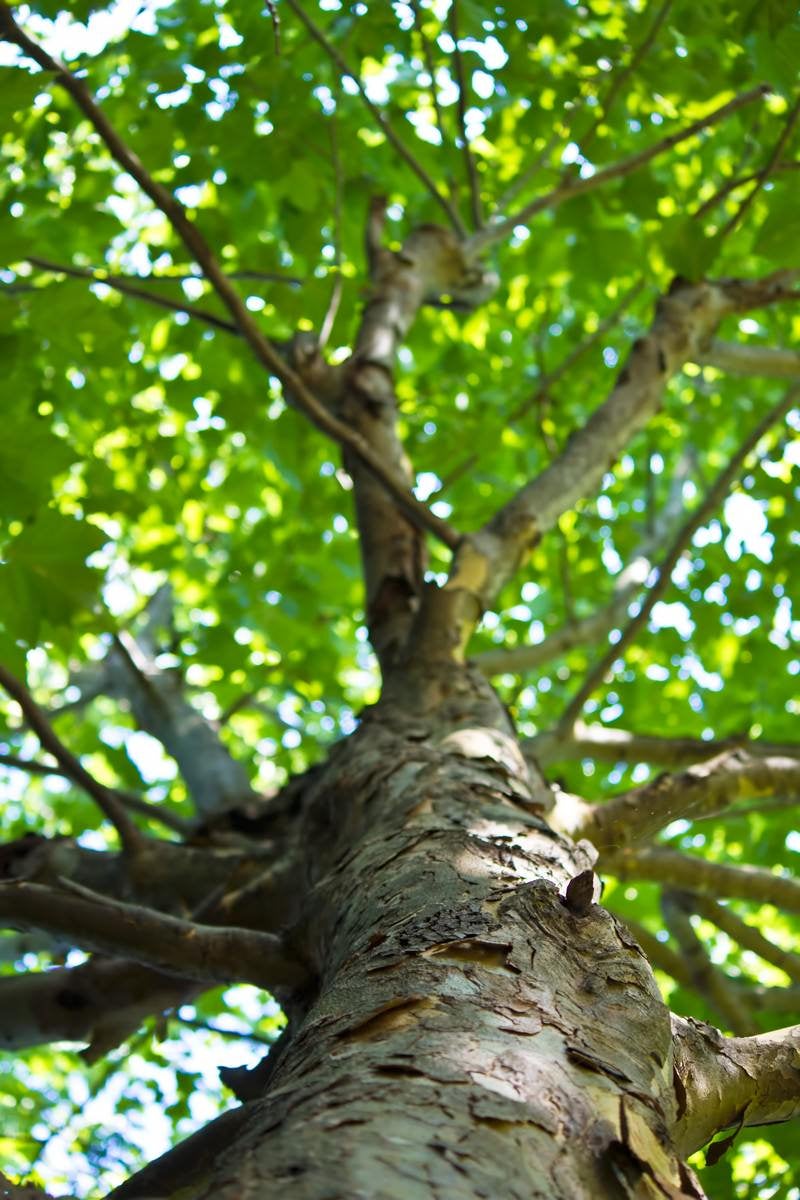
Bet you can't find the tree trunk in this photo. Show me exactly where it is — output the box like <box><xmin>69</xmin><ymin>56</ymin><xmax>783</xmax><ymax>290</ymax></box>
<box><xmin>117</xmin><ymin>663</ymin><xmax>698</xmax><ymax>1200</ymax></box>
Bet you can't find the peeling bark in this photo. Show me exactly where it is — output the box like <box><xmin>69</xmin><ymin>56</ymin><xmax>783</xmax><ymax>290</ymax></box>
<box><xmin>671</xmin><ymin>1017</ymin><xmax>800</xmax><ymax>1157</ymax></box>
<box><xmin>114</xmin><ymin>667</ymin><xmax>703</xmax><ymax>1200</ymax></box>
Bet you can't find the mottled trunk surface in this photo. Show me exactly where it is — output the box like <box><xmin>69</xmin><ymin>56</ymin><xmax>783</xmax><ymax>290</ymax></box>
<box><xmin>152</xmin><ymin>663</ymin><xmax>696</xmax><ymax>1200</ymax></box>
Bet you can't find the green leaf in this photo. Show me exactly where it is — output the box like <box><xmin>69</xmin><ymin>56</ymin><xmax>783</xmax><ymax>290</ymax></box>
<box><xmin>4</xmin><ymin>512</ymin><xmax>106</xmax><ymax>636</ymax></box>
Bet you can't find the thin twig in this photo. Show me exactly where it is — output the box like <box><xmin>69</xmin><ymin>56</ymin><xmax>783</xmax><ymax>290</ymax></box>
<box><xmin>0</xmin><ymin>751</ymin><xmax>192</xmax><ymax>835</ymax></box>
<box><xmin>410</xmin><ymin>0</ymin><xmax>451</xmax><ymax>158</ymax></box>
<box><xmin>0</xmin><ymin>9</ymin><xmax>459</xmax><ymax>551</ymax></box>
<box><xmin>468</xmin><ymin>84</ymin><xmax>770</xmax><ymax>253</ymax></box>
<box><xmin>434</xmin><ymin>280</ymin><xmax>645</xmax><ymax>498</ymax></box>
<box><xmin>137</xmin><ymin>268</ymin><xmax>303</xmax><ymax>286</ymax></box>
<box><xmin>580</xmin><ymin>0</ymin><xmax>674</xmax><ymax>153</ymax></box>
<box><xmin>447</xmin><ymin>0</ymin><xmax>482</xmax><ymax>229</ymax></box>
<box><xmin>318</xmin><ymin>103</ymin><xmax>344</xmax><ymax>350</ymax></box>
<box><xmin>24</xmin><ymin>256</ymin><xmax>238</xmax><ymax>333</ymax></box>
<box><xmin>716</xmin><ymin>96</ymin><xmax>800</xmax><ymax>242</ymax></box>
<box><xmin>0</xmin><ymin>665</ymin><xmax>144</xmax><ymax>853</ymax></box>
<box><xmin>557</xmin><ymin>385</ymin><xmax>798</xmax><ymax>732</ymax></box>
<box><xmin>693</xmin><ymin>162</ymin><xmax>800</xmax><ymax>221</ymax></box>
<box><xmin>508</xmin><ymin>279</ymin><xmax>647</xmax><ymax>425</ymax></box>
<box><xmin>171</xmin><ymin>1013</ymin><xmax>279</xmax><ymax>1045</ymax></box>
<box><xmin>282</xmin><ymin>0</ymin><xmax>465</xmax><ymax>234</ymax></box>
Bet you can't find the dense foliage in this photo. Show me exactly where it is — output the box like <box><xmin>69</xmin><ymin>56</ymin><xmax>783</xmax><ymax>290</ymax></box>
<box><xmin>1</xmin><ymin>1</ymin><xmax>798</xmax><ymax>1196</ymax></box>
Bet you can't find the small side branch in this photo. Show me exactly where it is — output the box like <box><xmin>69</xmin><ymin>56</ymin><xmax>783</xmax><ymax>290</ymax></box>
<box><xmin>671</xmin><ymin>1015</ymin><xmax>800</xmax><ymax>1157</ymax></box>
<box><xmin>0</xmin><ymin>881</ymin><xmax>308</xmax><ymax>990</ymax></box>
<box><xmin>579</xmin><ymin>0</ymin><xmax>674</xmax><ymax>152</ymax></box>
<box><xmin>0</xmin><ymin>664</ymin><xmax>143</xmax><ymax>853</ymax></box>
<box><xmin>699</xmin><ymin>338</ymin><xmax>800</xmax><ymax>378</ymax></box>
<box><xmin>525</xmin><ymin>721</ymin><xmax>799</xmax><ymax>768</ymax></box>
<box><xmin>716</xmin><ymin>95</ymin><xmax>800</xmax><ymax>242</ymax></box>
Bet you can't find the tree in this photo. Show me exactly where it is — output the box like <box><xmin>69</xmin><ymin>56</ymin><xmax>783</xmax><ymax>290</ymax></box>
<box><xmin>0</xmin><ymin>0</ymin><xmax>799</xmax><ymax>1195</ymax></box>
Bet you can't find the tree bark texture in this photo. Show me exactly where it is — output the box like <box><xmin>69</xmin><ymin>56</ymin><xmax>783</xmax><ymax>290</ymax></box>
<box><xmin>117</xmin><ymin>664</ymin><xmax>699</xmax><ymax>1200</ymax></box>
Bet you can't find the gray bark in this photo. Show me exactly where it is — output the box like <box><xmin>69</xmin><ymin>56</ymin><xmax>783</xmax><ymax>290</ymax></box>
<box><xmin>113</xmin><ymin>665</ymin><xmax>703</xmax><ymax>1200</ymax></box>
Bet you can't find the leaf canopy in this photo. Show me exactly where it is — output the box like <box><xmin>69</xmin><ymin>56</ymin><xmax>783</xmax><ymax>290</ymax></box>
<box><xmin>1</xmin><ymin>1</ymin><xmax>799</xmax><ymax>1195</ymax></box>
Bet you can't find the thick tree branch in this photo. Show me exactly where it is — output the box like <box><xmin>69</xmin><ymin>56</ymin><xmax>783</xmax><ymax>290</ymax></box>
<box><xmin>0</xmin><ymin>956</ymin><xmax>200</xmax><ymax>1057</ymax></box>
<box><xmin>467</xmin><ymin>84</ymin><xmax>770</xmax><ymax>253</ymax></box>
<box><xmin>716</xmin><ymin>95</ymin><xmax>800</xmax><ymax>241</ymax></box>
<box><xmin>282</xmin><ymin>0</ymin><xmax>465</xmax><ymax>234</ymax></box>
<box><xmin>526</xmin><ymin>720</ymin><xmax>799</xmax><ymax>768</ymax></box>
<box><xmin>671</xmin><ymin>1016</ymin><xmax>800</xmax><ymax>1156</ymax></box>
<box><xmin>106</xmin><ymin>1101</ymin><xmax>259</xmax><ymax>1200</ymax></box>
<box><xmin>579</xmin><ymin>750</ymin><xmax>800</xmax><ymax>850</ymax></box>
<box><xmin>0</xmin><ymin>881</ymin><xmax>307</xmax><ymax>989</ymax></box>
<box><xmin>602</xmin><ymin>846</ymin><xmax>800</xmax><ymax>913</ymax></box>
<box><xmin>0</xmin><ymin>831</ymin><xmax>266</xmax><ymax>919</ymax></box>
<box><xmin>0</xmin><ymin>6</ymin><xmax>457</xmax><ymax>551</ymax></box>
<box><xmin>333</xmin><ymin>200</ymin><xmax>498</xmax><ymax>665</ymax></box>
<box><xmin>488</xmin><ymin>275</ymin><xmax>794</xmax><ymax>576</ymax></box>
<box><xmin>0</xmin><ymin>665</ymin><xmax>143</xmax><ymax>853</ymax></box>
